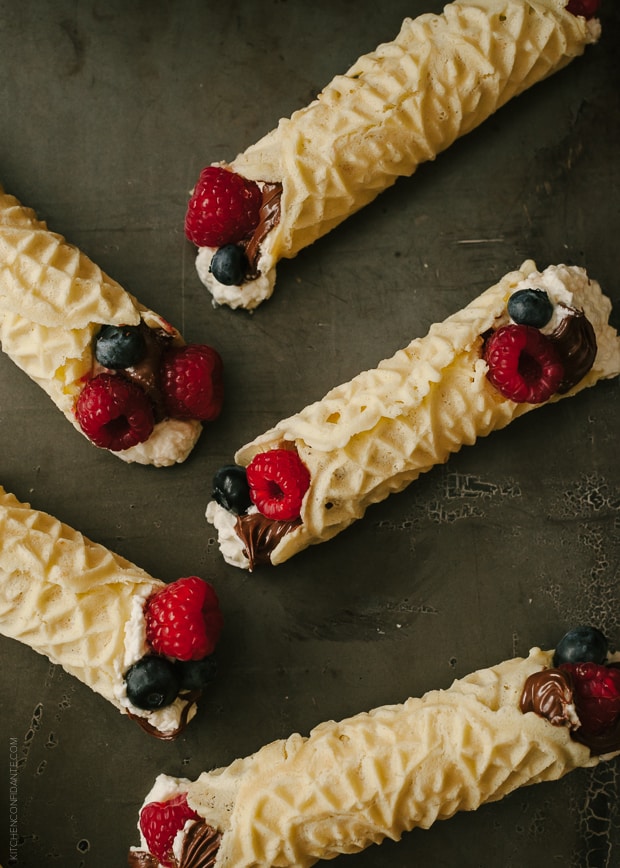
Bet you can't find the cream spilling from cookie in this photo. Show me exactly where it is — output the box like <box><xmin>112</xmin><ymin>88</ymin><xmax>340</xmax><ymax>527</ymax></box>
<box><xmin>187</xmin><ymin>0</ymin><xmax>600</xmax><ymax>309</ymax></box>
<box><xmin>207</xmin><ymin>261</ymin><xmax>620</xmax><ymax>569</ymax></box>
<box><xmin>0</xmin><ymin>487</ymin><xmax>223</xmax><ymax>738</ymax></box>
<box><xmin>129</xmin><ymin>631</ymin><xmax>620</xmax><ymax>867</ymax></box>
<box><xmin>0</xmin><ymin>186</ymin><xmax>223</xmax><ymax>466</ymax></box>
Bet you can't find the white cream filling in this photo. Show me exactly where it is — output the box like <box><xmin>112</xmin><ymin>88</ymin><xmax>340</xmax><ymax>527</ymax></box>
<box><xmin>205</xmin><ymin>500</ymin><xmax>251</xmax><ymax>570</ymax></box>
<box><xmin>196</xmin><ymin>246</ymin><xmax>276</xmax><ymax>311</ymax></box>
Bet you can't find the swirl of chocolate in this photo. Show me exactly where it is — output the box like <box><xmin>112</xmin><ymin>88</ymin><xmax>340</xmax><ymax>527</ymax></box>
<box><xmin>127</xmin><ymin>849</ymin><xmax>160</xmax><ymax>867</ymax></box>
<box><xmin>520</xmin><ymin>668</ymin><xmax>577</xmax><ymax>727</ymax></box>
<box><xmin>235</xmin><ymin>511</ymin><xmax>301</xmax><ymax>570</ymax></box>
<box><xmin>243</xmin><ymin>182</ymin><xmax>283</xmax><ymax>277</ymax></box>
<box><xmin>179</xmin><ymin>820</ymin><xmax>222</xmax><ymax>868</ymax></box>
<box><xmin>548</xmin><ymin>305</ymin><xmax>597</xmax><ymax>394</ymax></box>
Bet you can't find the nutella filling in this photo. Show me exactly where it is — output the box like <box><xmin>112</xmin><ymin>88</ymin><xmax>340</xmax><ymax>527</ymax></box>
<box><xmin>92</xmin><ymin>320</ymin><xmax>178</xmax><ymax>420</ymax></box>
<box><xmin>548</xmin><ymin>305</ymin><xmax>597</xmax><ymax>393</ymax></box>
<box><xmin>520</xmin><ymin>665</ymin><xmax>620</xmax><ymax>756</ymax></box>
<box><xmin>127</xmin><ymin>849</ymin><xmax>160</xmax><ymax>868</ymax></box>
<box><xmin>126</xmin><ymin>689</ymin><xmax>202</xmax><ymax>741</ymax></box>
<box><xmin>235</xmin><ymin>511</ymin><xmax>301</xmax><ymax>570</ymax></box>
<box><xmin>242</xmin><ymin>181</ymin><xmax>283</xmax><ymax>277</ymax></box>
<box><xmin>179</xmin><ymin>820</ymin><xmax>222</xmax><ymax>868</ymax></box>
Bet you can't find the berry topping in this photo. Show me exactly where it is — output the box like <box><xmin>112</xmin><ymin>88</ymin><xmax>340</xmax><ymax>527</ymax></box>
<box><xmin>507</xmin><ymin>288</ymin><xmax>553</xmax><ymax>329</ymax></box>
<box><xmin>75</xmin><ymin>373</ymin><xmax>155</xmax><ymax>450</ymax></box>
<box><xmin>566</xmin><ymin>0</ymin><xmax>600</xmax><ymax>20</ymax></box>
<box><xmin>160</xmin><ymin>344</ymin><xmax>224</xmax><ymax>422</ymax></box>
<box><xmin>177</xmin><ymin>655</ymin><xmax>218</xmax><ymax>690</ymax></box>
<box><xmin>246</xmin><ymin>449</ymin><xmax>310</xmax><ymax>521</ymax></box>
<box><xmin>483</xmin><ymin>324</ymin><xmax>564</xmax><ymax>404</ymax></box>
<box><xmin>212</xmin><ymin>464</ymin><xmax>252</xmax><ymax>515</ymax></box>
<box><xmin>210</xmin><ymin>244</ymin><xmax>250</xmax><ymax>286</ymax></box>
<box><xmin>94</xmin><ymin>324</ymin><xmax>146</xmax><ymax>369</ymax></box>
<box><xmin>560</xmin><ymin>662</ymin><xmax>620</xmax><ymax>736</ymax></box>
<box><xmin>145</xmin><ymin>577</ymin><xmax>224</xmax><ymax>662</ymax></box>
<box><xmin>125</xmin><ymin>656</ymin><xmax>181</xmax><ymax>710</ymax></box>
<box><xmin>139</xmin><ymin>793</ymin><xmax>200</xmax><ymax>868</ymax></box>
<box><xmin>185</xmin><ymin>166</ymin><xmax>262</xmax><ymax>248</ymax></box>
<box><xmin>553</xmin><ymin>626</ymin><xmax>609</xmax><ymax>668</ymax></box>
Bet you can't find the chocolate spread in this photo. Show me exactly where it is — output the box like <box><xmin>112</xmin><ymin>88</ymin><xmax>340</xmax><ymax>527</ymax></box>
<box><xmin>243</xmin><ymin>181</ymin><xmax>283</xmax><ymax>276</ymax></box>
<box><xmin>548</xmin><ymin>305</ymin><xmax>597</xmax><ymax>393</ymax></box>
<box><xmin>520</xmin><ymin>668</ymin><xmax>576</xmax><ymax>727</ymax></box>
<box><xmin>126</xmin><ymin>689</ymin><xmax>202</xmax><ymax>741</ymax></box>
<box><xmin>520</xmin><ymin>666</ymin><xmax>620</xmax><ymax>756</ymax></box>
<box><xmin>92</xmin><ymin>320</ymin><xmax>178</xmax><ymax>420</ymax></box>
<box><xmin>128</xmin><ymin>849</ymin><xmax>160</xmax><ymax>867</ymax></box>
<box><xmin>235</xmin><ymin>511</ymin><xmax>301</xmax><ymax>570</ymax></box>
<box><xmin>179</xmin><ymin>820</ymin><xmax>222</xmax><ymax>868</ymax></box>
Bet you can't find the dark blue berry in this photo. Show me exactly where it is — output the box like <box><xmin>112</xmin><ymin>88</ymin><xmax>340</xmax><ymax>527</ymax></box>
<box><xmin>209</xmin><ymin>244</ymin><xmax>249</xmax><ymax>286</ymax></box>
<box><xmin>552</xmin><ymin>626</ymin><xmax>609</xmax><ymax>668</ymax></box>
<box><xmin>212</xmin><ymin>464</ymin><xmax>252</xmax><ymax>514</ymax></box>
<box><xmin>177</xmin><ymin>655</ymin><xmax>218</xmax><ymax>690</ymax></box>
<box><xmin>507</xmin><ymin>289</ymin><xmax>553</xmax><ymax>328</ymax></box>
<box><xmin>95</xmin><ymin>324</ymin><xmax>146</xmax><ymax>369</ymax></box>
<box><xmin>125</xmin><ymin>656</ymin><xmax>180</xmax><ymax>710</ymax></box>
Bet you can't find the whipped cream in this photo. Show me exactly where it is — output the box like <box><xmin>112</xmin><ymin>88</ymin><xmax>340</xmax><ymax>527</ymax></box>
<box><xmin>205</xmin><ymin>500</ymin><xmax>251</xmax><ymax>570</ymax></box>
<box><xmin>196</xmin><ymin>246</ymin><xmax>276</xmax><ymax>311</ymax></box>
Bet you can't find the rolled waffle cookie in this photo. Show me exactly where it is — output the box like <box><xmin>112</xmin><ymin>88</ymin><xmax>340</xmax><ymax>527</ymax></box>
<box><xmin>129</xmin><ymin>627</ymin><xmax>620</xmax><ymax>867</ymax></box>
<box><xmin>207</xmin><ymin>261</ymin><xmax>620</xmax><ymax>569</ymax></box>
<box><xmin>0</xmin><ymin>486</ymin><xmax>223</xmax><ymax>738</ymax></box>
<box><xmin>0</xmin><ymin>186</ymin><xmax>223</xmax><ymax>466</ymax></box>
<box><xmin>185</xmin><ymin>0</ymin><xmax>601</xmax><ymax>309</ymax></box>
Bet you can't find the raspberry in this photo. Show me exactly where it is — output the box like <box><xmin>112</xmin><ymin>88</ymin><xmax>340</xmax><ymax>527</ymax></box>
<box><xmin>139</xmin><ymin>792</ymin><xmax>199</xmax><ymax>867</ymax></box>
<box><xmin>561</xmin><ymin>662</ymin><xmax>620</xmax><ymax>735</ymax></box>
<box><xmin>144</xmin><ymin>576</ymin><xmax>224</xmax><ymax>661</ymax></box>
<box><xmin>185</xmin><ymin>166</ymin><xmax>262</xmax><ymax>248</ymax></box>
<box><xmin>160</xmin><ymin>344</ymin><xmax>224</xmax><ymax>422</ymax></box>
<box><xmin>246</xmin><ymin>449</ymin><xmax>310</xmax><ymax>521</ymax></box>
<box><xmin>75</xmin><ymin>373</ymin><xmax>154</xmax><ymax>451</ymax></box>
<box><xmin>483</xmin><ymin>324</ymin><xmax>564</xmax><ymax>404</ymax></box>
<box><xmin>566</xmin><ymin>0</ymin><xmax>600</xmax><ymax>20</ymax></box>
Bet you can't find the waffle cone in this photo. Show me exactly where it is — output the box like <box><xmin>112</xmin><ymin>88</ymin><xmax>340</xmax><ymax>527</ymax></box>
<box><xmin>198</xmin><ymin>1</ymin><xmax>600</xmax><ymax>308</ymax></box>
<box><xmin>132</xmin><ymin>647</ymin><xmax>619</xmax><ymax>867</ymax></box>
<box><xmin>0</xmin><ymin>486</ymin><xmax>192</xmax><ymax>735</ymax></box>
<box><xmin>0</xmin><ymin>186</ymin><xmax>201</xmax><ymax>465</ymax></box>
<box><xmin>210</xmin><ymin>262</ymin><xmax>620</xmax><ymax>567</ymax></box>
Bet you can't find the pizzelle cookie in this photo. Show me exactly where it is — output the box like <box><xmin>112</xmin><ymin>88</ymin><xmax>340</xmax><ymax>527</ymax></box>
<box><xmin>206</xmin><ymin>261</ymin><xmax>620</xmax><ymax>570</ymax></box>
<box><xmin>184</xmin><ymin>0</ymin><xmax>601</xmax><ymax>309</ymax></box>
<box><xmin>0</xmin><ymin>487</ymin><xmax>223</xmax><ymax>738</ymax></box>
<box><xmin>0</xmin><ymin>186</ymin><xmax>223</xmax><ymax>466</ymax></box>
<box><xmin>128</xmin><ymin>626</ymin><xmax>620</xmax><ymax>867</ymax></box>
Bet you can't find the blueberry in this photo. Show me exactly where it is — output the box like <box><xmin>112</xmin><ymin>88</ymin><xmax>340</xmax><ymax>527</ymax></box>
<box><xmin>507</xmin><ymin>289</ymin><xmax>553</xmax><ymax>328</ymax></box>
<box><xmin>552</xmin><ymin>625</ymin><xmax>609</xmax><ymax>668</ymax></box>
<box><xmin>209</xmin><ymin>244</ymin><xmax>249</xmax><ymax>286</ymax></box>
<box><xmin>212</xmin><ymin>464</ymin><xmax>252</xmax><ymax>514</ymax></box>
<box><xmin>125</xmin><ymin>656</ymin><xmax>180</xmax><ymax>710</ymax></box>
<box><xmin>95</xmin><ymin>324</ymin><xmax>146</xmax><ymax>369</ymax></box>
<box><xmin>177</xmin><ymin>655</ymin><xmax>218</xmax><ymax>690</ymax></box>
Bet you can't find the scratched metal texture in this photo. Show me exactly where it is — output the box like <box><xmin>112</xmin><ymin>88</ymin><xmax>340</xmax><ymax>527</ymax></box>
<box><xmin>0</xmin><ymin>1</ymin><xmax>618</xmax><ymax>866</ymax></box>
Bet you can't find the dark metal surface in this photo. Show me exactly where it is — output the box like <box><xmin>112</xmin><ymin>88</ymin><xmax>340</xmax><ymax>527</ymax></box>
<box><xmin>0</xmin><ymin>1</ymin><xmax>619</xmax><ymax>866</ymax></box>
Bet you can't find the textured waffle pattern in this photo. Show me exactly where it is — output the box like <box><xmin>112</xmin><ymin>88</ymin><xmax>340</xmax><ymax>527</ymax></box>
<box><xmin>235</xmin><ymin>263</ymin><xmax>620</xmax><ymax>564</ymax></box>
<box><xmin>0</xmin><ymin>487</ymin><xmax>160</xmax><ymax>706</ymax></box>
<box><xmin>231</xmin><ymin>1</ymin><xmax>595</xmax><ymax>265</ymax></box>
<box><xmin>185</xmin><ymin>648</ymin><xmax>611</xmax><ymax>867</ymax></box>
<box><xmin>0</xmin><ymin>187</ymin><xmax>202</xmax><ymax>464</ymax></box>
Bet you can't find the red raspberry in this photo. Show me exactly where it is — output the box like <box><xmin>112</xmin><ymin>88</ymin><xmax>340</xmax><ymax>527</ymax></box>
<box><xmin>185</xmin><ymin>166</ymin><xmax>262</xmax><ymax>248</ymax></box>
<box><xmin>246</xmin><ymin>449</ymin><xmax>310</xmax><ymax>521</ymax></box>
<box><xmin>160</xmin><ymin>344</ymin><xmax>224</xmax><ymax>422</ymax></box>
<box><xmin>75</xmin><ymin>373</ymin><xmax>154</xmax><ymax>451</ymax></box>
<box><xmin>483</xmin><ymin>324</ymin><xmax>564</xmax><ymax>404</ymax></box>
<box><xmin>144</xmin><ymin>576</ymin><xmax>223</xmax><ymax>661</ymax></box>
<box><xmin>561</xmin><ymin>662</ymin><xmax>620</xmax><ymax>735</ymax></box>
<box><xmin>139</xmin><ymin>792</ymin><xmax>199</xmax><ymax>867</ymax></box>
<box><xmin>566</xmin><ymin>0</ymin><xmax>600</xmax><ymax>20</ymax></box>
